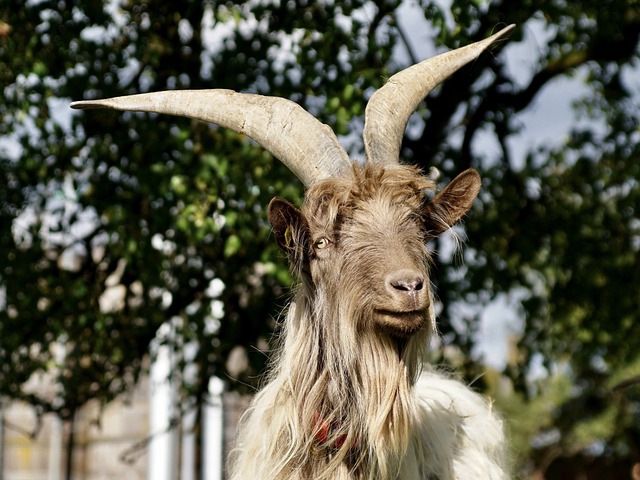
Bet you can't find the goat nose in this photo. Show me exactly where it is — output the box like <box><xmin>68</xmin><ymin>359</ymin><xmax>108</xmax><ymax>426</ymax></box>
<box><xmin>387</xmin><ymin>270</ymin><xmax>424</xmax><ymax>293</ymax></box>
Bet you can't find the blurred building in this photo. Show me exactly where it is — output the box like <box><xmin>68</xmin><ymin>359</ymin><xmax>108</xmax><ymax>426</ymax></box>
<box><xmin>0</xmin><ymin>369</ymin><xmax>248</xmax><ymax>480</ymax></box>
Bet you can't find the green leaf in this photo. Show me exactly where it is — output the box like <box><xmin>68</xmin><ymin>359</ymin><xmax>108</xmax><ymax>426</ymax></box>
<box><xmin>223</xmin><ymin>234</ymin><xmax>241</xmax><ymax>257</ymax></box>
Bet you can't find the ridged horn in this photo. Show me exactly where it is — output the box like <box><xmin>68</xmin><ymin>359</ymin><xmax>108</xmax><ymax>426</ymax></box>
<box><xmin>71</xmin><ymin>90</ymin><xmax>351</xmax><ymax>187</ymax></box>
<box><xmin>363</xmin><ymin>24</ymin><xmax>515</xmax><ymax>166</ymax></box>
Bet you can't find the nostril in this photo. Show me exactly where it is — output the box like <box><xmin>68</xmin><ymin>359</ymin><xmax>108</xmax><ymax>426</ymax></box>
<box><xmin>393</xmin><ymin>279</ymin><xmax>423</xmax><ymax>292</ymax></box>
<box><xmin>388</xmin><ymin>270</ymin><xmax>424</xmax><ymax>293</ymax></box>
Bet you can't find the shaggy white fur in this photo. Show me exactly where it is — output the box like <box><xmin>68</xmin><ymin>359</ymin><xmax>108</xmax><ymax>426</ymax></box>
<box><xmin>229</xmin><ymin>368</ymin><xmax>509</xmax><ymax>480</ymax></box>
<box><xmin>407</xmin><ymin>370</ymin><xmax>509</xmax><ymax>479</ymax></box>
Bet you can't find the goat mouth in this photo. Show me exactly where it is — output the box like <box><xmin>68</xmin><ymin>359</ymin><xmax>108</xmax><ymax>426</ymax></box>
<box><xmin>374</xmin><ymin>309</ymin><xmax>428</xmax><ymax>337</ymax></box>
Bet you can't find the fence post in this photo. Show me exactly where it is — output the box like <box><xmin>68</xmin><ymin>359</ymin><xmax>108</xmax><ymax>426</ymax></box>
<box><xmin>147</xmin><ymin>323</ymin><xmax>179</xmax><ymax>480</ymax></box>
<box><xmin>203</xmin><ymin>377</ymin><xmax>224</xmax><ymax>480</ymax></box>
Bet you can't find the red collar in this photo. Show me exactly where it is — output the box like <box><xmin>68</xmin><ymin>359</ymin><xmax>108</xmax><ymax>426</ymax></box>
<box><xmin>312</xmin><ymin>411</ymin><xmax>348</xmax><ymax>448</ymax></box>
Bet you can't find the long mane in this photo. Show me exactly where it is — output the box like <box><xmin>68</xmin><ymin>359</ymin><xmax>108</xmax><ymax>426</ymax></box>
<box><xmin>230</xmin><ymin>165</ymin><xmax>432</xmax><ymax>479</ymax></box>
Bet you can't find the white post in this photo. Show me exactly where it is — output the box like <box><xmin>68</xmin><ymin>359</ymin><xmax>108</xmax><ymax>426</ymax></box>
<box><xmin>47</xmin><ymin>339</ymin><xmax>66</xmax><ymax>480</ymax></box>
<box><xmin>180</xmin><ymin>407</ymin><xmax>196</xmax><ymax>480</ymax></box>
<box><xmin>179</xmin><ymin>341</ymin><xmax>199</xmax><ymax>480</ymax></box>
<box><xmin>46</xmin><ymin>417</ymin><xmax>63</xmax><ymax>480</ymax></box>
<box><xmin>202</xmin><ymin>377</ymin><xmax>224</xmax><ymax>480</ymax></box>
<box><xmin>147</xmin><ymin>323</ymin><xmax>178</xmax><ymax>480</ymax></box>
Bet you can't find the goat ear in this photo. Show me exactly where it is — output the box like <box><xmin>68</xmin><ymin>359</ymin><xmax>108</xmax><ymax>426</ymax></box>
<box><xmin>268</xmin><ymin>197</ymin><xmax>310</xmax><ymax>261</ymax></box>
<box><xmin>423</xmin><ymin>169</ymin><xmax>481</xmax><ymax>236</ymax></box>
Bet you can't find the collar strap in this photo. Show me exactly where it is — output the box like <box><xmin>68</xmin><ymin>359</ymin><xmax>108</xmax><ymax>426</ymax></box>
<box><xmin>312</xmin><ymin>411</ymin><xmax>348</xmax><ymax>448</ymax></box>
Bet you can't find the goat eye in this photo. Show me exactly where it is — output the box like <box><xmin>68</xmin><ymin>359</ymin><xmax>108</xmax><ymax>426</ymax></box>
<box><xmin>315</xmin><ymin>237</ymin><xmax>330</xmax><ymax>249</ymax></box>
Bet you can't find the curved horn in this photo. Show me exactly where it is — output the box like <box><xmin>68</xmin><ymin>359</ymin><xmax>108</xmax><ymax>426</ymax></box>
<box><xmin>363</xmin><ymin>24</ymin><xmax>515</xmax><ymax>166</ymax></box>
<box><xmin>71</xmin><ymin>90</ymin><xmax>351</xmax><ymax>187</ymax></box>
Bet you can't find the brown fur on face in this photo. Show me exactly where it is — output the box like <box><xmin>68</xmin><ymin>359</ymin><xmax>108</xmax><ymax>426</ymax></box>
<box><xmin>269</xmin><ymin>163</ymin><xmax>479</xmax><ymax>340</ymax></box>
<box><xmin>302</xmin><ymin>164</ymin><xmax>435</xmax><ymax>338</ymax></box>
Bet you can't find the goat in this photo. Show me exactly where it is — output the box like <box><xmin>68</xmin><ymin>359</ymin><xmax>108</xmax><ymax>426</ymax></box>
<box><xmin>72</xmin><ymin>25</ymin><xmax>514</xmax><ymax>480</ymax></box>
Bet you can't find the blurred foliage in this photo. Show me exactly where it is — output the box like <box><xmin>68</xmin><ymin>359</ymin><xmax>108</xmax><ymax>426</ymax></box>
<box><xmin>1</xmin><ymin>0</ymin><xmax>639</xmax><ymax>477</ymax></box>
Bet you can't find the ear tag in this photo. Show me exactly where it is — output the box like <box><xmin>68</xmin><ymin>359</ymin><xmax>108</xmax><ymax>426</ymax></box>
<box><xmin>284</xmin><ymin>224</ymin><xmax>294</xmax><ymax>248</ymax></box>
